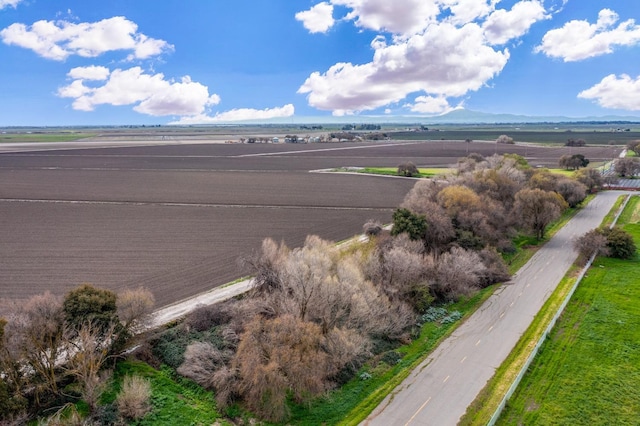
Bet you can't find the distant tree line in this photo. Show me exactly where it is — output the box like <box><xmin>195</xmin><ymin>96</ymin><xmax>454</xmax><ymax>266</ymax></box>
<box><xmin>341</xmin><ymin>124</ymin><xmax>382</xmax><ymax>131</ymax></box>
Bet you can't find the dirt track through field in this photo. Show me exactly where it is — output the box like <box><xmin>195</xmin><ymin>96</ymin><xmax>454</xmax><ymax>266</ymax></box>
<box><xmin>0</xmin><ymin>140</ymin><xmax>623</xmax><ymax>307</ymax></box>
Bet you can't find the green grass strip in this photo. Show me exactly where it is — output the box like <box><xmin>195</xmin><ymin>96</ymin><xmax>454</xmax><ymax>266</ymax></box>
<box><xmin>101</xmin><ymin>361</ymin><xmax>223</xmax><ymax>426</ymax></box>
<box><xmin>0</xmin><ymin>133</ymin><xmax>95</xmax><ymax>143</ymax></box>
<box><xmin>355</xmin><ymin>166</ymin><xmax>452</xmax><ymax>178</ymax></box>
<box><xmin>459</xmin><ymin>269</ymin><xmax>580</xmax><ymax>426</ymax></box>
<box><xmin>497</xmin><ymin>220</ymin><xmax>640</xmax><ymax>425</ymax></box>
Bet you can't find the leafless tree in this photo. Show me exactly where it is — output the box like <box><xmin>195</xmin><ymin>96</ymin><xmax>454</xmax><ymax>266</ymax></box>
<box><xmin>240</xmin><ymin>237</ymin><xmax>289</xmax><ymax>295</ymax></box>
<box><xmin>65</xmin><ymin>321</ymin><xmax>116</xmax><ymax>413</ymax></box>
<box><xmin>496</xmin><ymin>134</ymin><xmax>514</xmax><ymax>144</ymax></box>
<box><xmin>432</xmin><ymin>247</ymin><xmax>487</xmax><ymax>301</ymax></box>
<box><xmin>0</xmin><ymin>293</ymin><xmax>66</xmax><ymax>405</ymax></box>
<box><xmin>513</xmin><ymin>188</ymin><xmax>567</xmax><ymax>239</ymax></box>
<box><xmin>401</xmin><ymin>179</ymin><xmax>449</xmax><ymax>211</ymax></box>
<box><xmin>233</xmin><ymin>315</ymin><xmax>330</xmax><ymax>422</ymax></box>
<box><xmin>117</xmin><ymin>287</ymin><xmax>155</xmax><ymax>333</ymax></box>
<box><xmin>555</xmin><ymin>178</ymin><xmax>587</xmax><ymax>208</ymax></box>
<box><xmin>574</xmin><ymin>229</ymin><xmax>609</xmax><ymax>266</ymax></box>
<box><xmin>614</xmin><ymin>157</ymin><xmax>640</xmax><ymax>177</ymax></box>
<box><xmin>626</xmin><ymin>140</ymin><xmax>640</xmax><ymax>156</ymax></box>
<box><xmin>575</xmin><ymin>168</ymin><xmax>604</xmax><ymax>192</ymax></box>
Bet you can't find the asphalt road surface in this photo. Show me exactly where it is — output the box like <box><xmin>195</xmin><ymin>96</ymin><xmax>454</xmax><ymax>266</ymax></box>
<box><xmin>364</xmin><ymin>190</ymin><xmax>628</xmax><ymax>426</ymax></box>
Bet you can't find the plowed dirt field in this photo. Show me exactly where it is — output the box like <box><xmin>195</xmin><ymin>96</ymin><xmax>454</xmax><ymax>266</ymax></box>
<box><xmin>0</xmin><ymin>140</ymin><xmax>620</xmax><ymax>306</ymax></box>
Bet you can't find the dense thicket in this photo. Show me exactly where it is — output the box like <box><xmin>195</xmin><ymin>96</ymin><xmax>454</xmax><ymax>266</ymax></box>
<box><xmin>168</xmin><ymin>153</ymin><xmax>596</xmax><ymax>421</ymax></box>
<box><xmin>0</xmin><ymin>285</ymin><xmax>154</xmax><ymax>422</ymax></box>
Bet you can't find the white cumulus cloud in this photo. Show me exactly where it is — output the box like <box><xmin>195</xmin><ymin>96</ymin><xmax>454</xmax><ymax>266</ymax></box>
<box><xmin>483</xmin><ymin>1</ymin><xmax>548</xmax><ymax>45</ymax></box>
<box><xmin>295</xmin><ymin>2</ymin><xmax>335</xmax><ymax>34</ymax></box>
<box><xmin>535</xmin><ymin>9</ymin><xmax>640</xmax><ymax>62</ymax></box>
<box><xmin>67</xmin><ymin>65</ymin><xmax>110</xmax><ymax>81</ymax></box>
<box><xmin>58</xmin><ymin>66</ymin><xmax>220</xmax><ymax>117</ymax></box>
<box><xmin>408</xmin><ymin>96</ymin><xmax>454</xmax><ymax>114</ymax></box>
<box><xmin>0</xmin><ymin>0</ymin><xmax>23</xmax><ymax>9</ymax></box>
<box><xmin>297</xmin><ymin>0</ymin><xmax>549</xmax><ymax>115</ymax></box>
<box><xmin>331</xmin><ymin>0</ymin><xmax>440</xmax><ymax>35</ymax></box>
<box><xmin>578</xmin><ymin>74</ymin><xmax>640</xmax><ymax>111</ymax></box>
<box><xmin>169</xmin><ymin>104</ymin><xmax>295</xmax><ymax>124</ymax></box>
<box><xmin>1</xmin><ymin>16</ymin><xmax>173</xmax><ymax>61</ymax></box>
<box><xmin>298</xmin><ymin>22</ymin><xmax>509</xmax><ymax>115</ymax></box>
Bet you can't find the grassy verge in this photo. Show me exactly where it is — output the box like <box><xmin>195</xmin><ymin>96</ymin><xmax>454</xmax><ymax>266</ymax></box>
<box><xmin>601</xmin><ymin>194</ymin><xmax>628</xmax><ymax>228</ymax></box>
<box><xmin>285</xmin><ymin>287</ymin><xmax>496</xmax><ymax>425</ymax></box>
<box><xmin>459</xmin><ymin>267</ymin><xmax>581</xmax><ymax>425</ymax></box>
<box><xmin>100</xmin><ymin>360</ymin><xmax>224</xmax><ymax>426</ymax></box>
<box><xmin>461</xmin><ymin>195</ymin><xmax>639</xmax><ymax>425</ymax></box>
<box><xmin>355</xmin><ymin>166</ymin><xmax>451</xmax><ymax>178</ymax></box>
<box><xmin>496</xmin><ymin>216</ymin><xmax>640</xmax><ymax>425</ymax></box>
<box><xmin>0</xmin><ymin>133</ymin><xmax>95</xmax><ymax>143</ymax></box>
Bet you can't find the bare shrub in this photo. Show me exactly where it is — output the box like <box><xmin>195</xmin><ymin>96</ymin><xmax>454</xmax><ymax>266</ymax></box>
<box><xmin>186</xmin><ymin>303</ymin><xmax>233</xmax><ymax>332</ymax></box>
<box><xmin>233</xmin><ymin>315</ymin><xmax>330</xmax><ymax>422</ymax></box>
<box><xmin>478</xmin><ymin>247</ymin><xmax>511</xmax><ymax>286</ymax></box>
<box><xmin>397</xmin><ymin>161</ymin><xmax>419</xmax><ymax>177</ymax></box>
<box><xmin>116</xmin><ymin>375</ymin><xmax>152</xmax><ymax>420</ymax></box>
<box><xmin>528</xmin><ymin>169</ymin><xmax>559</xmax><ymax>192</ymax></box>
<box><xmin>364</xmin><ymin>241</ymin><xmax>429</xmax><ymax>309</ymax></box>
<box><xmin>210</xmin><ymin>366</ymin><xmax>238</xmax><ymax>409</ymax></box>
<box><xmin>40</xmin><ymin>403</ymin><xmax>84</xmax><ymax>426</ymax></box>
<box><xmin>432</xmin><ymin>247</ymin><xmax>487</xmax><ymax>301</ymax></box>
<box><xmin>363</xmin><ymin>219</ymin><xmax>383</xmax><ymax>236</ymax></box>
<box><xmin>627</xmin><ymin>140</ymin><xmax>640</xmax><ymax>156</ymax></box>
<box><xmin>566</xmin><ymin>138</ymin><xmax>586</xmax><ymax>147</ymax></box>
<box><xmin>574</xmin><ymin>229</ymin><xmax>609</xmax><ymax>265</ymax></box>
<box><xmin>324</xmin><ymin>327</ymin><xmax>371</xmax><ymax>375</ymax></box>
<box><xmin>177</xmin><ymin>341</ymin><xmax>232</xmax><ymax>389</ymax></box>
<box><xmin>496</xmin><ymin>134</ymin><xmax>514</xmax><ymax>144</ymax></box>
<box><xmin>116</xmin><ymin>287</ymin><xmax>155</xmax><ymax>332</ymax></box>
<box><xmin>66</xmin><ymin>321</ymin><xmax>116</xmax><ymax>413</ymax></box>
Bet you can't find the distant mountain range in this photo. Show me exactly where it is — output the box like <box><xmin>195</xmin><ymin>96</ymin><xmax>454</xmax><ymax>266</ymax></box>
<box><xmin>240</xmin><ymin>109</ymin><xmax>640</xmax><ymax>126</ymax></box>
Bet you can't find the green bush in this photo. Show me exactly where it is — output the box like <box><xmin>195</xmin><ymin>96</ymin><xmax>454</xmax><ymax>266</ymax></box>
<box><xmin>420</xmin><ymin>307</ymin><xmax>448</xmax><ymax>323</ymax></box>
<box><xmin>601</xmin><ymin>227</ymin><xmax>637</xmax><ymax>259</ymax></box>
<box><xmin>63</xmin><ymin>284</ymin><xmax>118</xmax><ymax>331</ymax></box>
<box><xmin>391</xmin><ymin>208</ymin><xmax>427</xmax><ymax>241</ymax></box>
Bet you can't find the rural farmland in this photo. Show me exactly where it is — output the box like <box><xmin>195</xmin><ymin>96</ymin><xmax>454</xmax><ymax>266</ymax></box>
<box><xmin>0</xmin><ymin>139</ymin><xmax>622</xmax><ymax>307</ymax></box>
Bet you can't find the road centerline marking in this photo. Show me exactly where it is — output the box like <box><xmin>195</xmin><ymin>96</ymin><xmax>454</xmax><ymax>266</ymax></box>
<box><xmin>404</xmin><ymin>396</ymin><xmax>432</xmax><ymax>426</ymax></box>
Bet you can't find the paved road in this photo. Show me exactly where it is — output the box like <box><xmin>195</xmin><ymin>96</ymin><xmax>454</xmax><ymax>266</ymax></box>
<box><xmin>365</xmin><ymin>191</ymin><xmax>628</xmax><ymax>426</ymax></box>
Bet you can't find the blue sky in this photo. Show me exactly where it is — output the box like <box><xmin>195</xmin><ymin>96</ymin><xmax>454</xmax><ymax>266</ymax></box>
<box><xmin>1</xmin><ymin>0</ymin><xmax>639</xmax><ymax>126</ymax></box>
